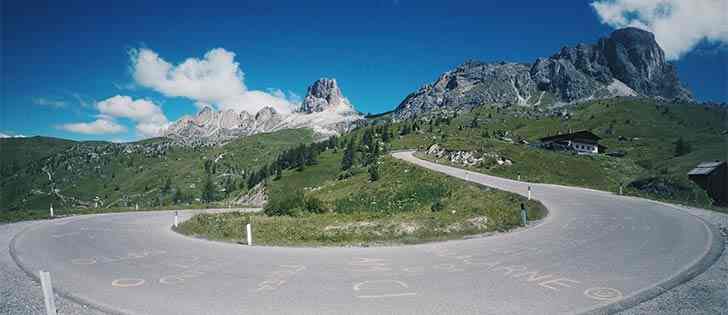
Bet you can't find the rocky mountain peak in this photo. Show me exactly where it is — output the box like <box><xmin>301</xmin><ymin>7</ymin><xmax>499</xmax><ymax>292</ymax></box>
<box><xmin>198</xmin><ymin>106</ymin><xmax>214</xmax><ymax>115</ymax></box>
<box><xmin>164</xmin><ymin>78</ymin><xmax>364</xmax><ymax>146</ymax></box>
<box><xmin>195</xmin><ymin>106</ymin><xmax>216</xmax><ymax>124</ymax></box>
<box><xmin>300</xmin><ymin>78</ymin><xmax>354</xmax><ymax>113</ymax></box>
<box><xmin>394</xmin><ymin>27</ymin><xmax>693</xmax><ymax>119</ymax></box>
<box><xmin>255</xmin><ymin>106</ymin><xmax>278</xmax><ymax>120</ymax></box>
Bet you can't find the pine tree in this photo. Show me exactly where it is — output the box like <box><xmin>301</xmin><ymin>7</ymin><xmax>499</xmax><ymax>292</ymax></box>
<box><xmin>274</xmin><ymin>165</ymin><xmax>283</xmax><ymax>180</ymax></box>
<box><xmin>341</xmin><ymin>139</ymin><xmax>356</xmax><ymax>171</ymax></box>
<box><xmin>368</xmin><ymin>163</ymin><xmax>380</xmax><ymax>182</ymax></box>
<box><xmin>364</xmin><ymin>137</ymin><xmax>381</xmax><ymax>166</ymax></box>
<box><xmin>224</xmin><ymin>178</ymin><xmax>236</xmax><ymax>197</ymax></box>
<box><xmin>201</xmin><ymin>176</ymin><xmax>216</xmax><ymax>203</ymax></box>
<box><xmin>172</xmin><ymin>186</ymin><xmax>183</xmax><ymax>204</ymax></box>
<box><xmin>399</xmin><ymin>124</ymin><xmax>411</xmax><ymax>135</ymax></box>
<box><xmin>161</xmin><ymin>177</ymin><xmax>172</xmax><ymax>194</ymax></box>
<box><xmin>674</xmin><ymin>137</ymin><xmax>692</xmax><ymax>157</ymax></box>
<box><xmin>297</xmin><ymin>153</ymin><xmax>306</xmax><ymax>171</ymax></box>
<box><xmin>362</xmin><ymin>129</ymin><xmax>373</xmax><ymax>149</ymax></box>
<box><xmin>382</xmin><ymin>125</ymin><xmax>391</xmax><ymax>142</ymax></box>
<box><xmin>247</xmin><ymin>171</ymin><xmax>258</xmax><ymax>189</ymax></box>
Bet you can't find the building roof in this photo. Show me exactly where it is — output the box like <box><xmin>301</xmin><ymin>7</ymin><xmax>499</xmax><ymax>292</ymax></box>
<box><xmin>539</xmin><ymin>130</ymin><xmax>601</xmax><ymax>143</ymax></box>
<box><xmin>688</xmin><ymin>160</ymin><xmax>726</xmax><ymax>176</ymax></box>
<box><xmin>697</xmin><ymin>161</ymin><xmax>725</xmax><ymax>168</ymax></box>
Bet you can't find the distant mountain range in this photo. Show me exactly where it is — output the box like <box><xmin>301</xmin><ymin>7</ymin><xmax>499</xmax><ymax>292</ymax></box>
<box><xmin>394</xmin><ymin>27</ymin><xmax>693</xmax><ymax>119</ymax></box>
<box><xmin>164</xmin><ymin>78</ymin><xmax>364</xmax><ymax>145</ymax></box>
<box><xmin>145</xmin><ymin>27</ymin><xmax>694</xmax><ymax>144</ymax></box>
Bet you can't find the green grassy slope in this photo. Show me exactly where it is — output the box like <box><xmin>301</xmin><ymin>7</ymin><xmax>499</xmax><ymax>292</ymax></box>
<box><xmin>387</xmin><ymin>97</ymin><xmax>727</xmax><ymax>211</ymax></box>
<box><xmin>178</xmin><ymin>152</ymin><xmax>545</xmax><ymax>246</ymax></box>
<box><xmin>0</xmin><ymin>129</ymin><xmax>314</xmax><ymax>217</ymax></box>
<box><xmin>0</xmin><ymin>136</ymin><xmax>77</xmax><ymax>177</ymax></box>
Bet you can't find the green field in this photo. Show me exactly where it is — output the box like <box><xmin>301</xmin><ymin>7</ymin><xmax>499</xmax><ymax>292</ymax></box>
<box><xmin>0</xmin><ymin>129</ymin><xmax>314</xmax><ymax>221</ymax></box>
<box><xmin>385</xmin><ymin>98</ymin><xmax>727</xmax><ymax>211</ymax></box>
<box><xmin>177</xmin><ymin>155</ymin><xmax>546</xmax><ymax>246</ymax></box>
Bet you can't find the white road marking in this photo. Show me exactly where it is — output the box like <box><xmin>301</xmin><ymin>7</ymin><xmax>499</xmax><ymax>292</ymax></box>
<box><xmin>353</xmin><ymin>280</ymin><xmax>417</xmax><ymax>299</ymax></box>
<box><xmin>111</xmin><ymin>278</ymin><xmax>145</xmax><ymax>288</ymax></box>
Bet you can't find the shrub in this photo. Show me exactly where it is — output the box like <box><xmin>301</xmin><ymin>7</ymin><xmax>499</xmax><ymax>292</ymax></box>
<box><xmin>264</xmin><ymin>189</ymin><xmax>304</xmax><ymax>216</ymax></box>
<box><xmin>337</xmin><ymin>170</ymin><xmax>353</xmax><ymax>180</ymax></box>
<box><xmin>304</xmin><ymin>197</ymin><xmax>326</xmax><ymax>214</ymax></box>
<box><xmin>368</xmin><ymin>164</ymin><xmax>380</xmax><ymax>182</ymax></box>
<box><xmin>431</xmin><ymin>199</ymin><xmax>445</xmax><ymax>212</ymax></box>
<box><xmin>674</xmin><ymin>137</ymin><xmax>691</xmax><ymax>157</ymax></box>
<box><xmin>201</xmin><ymin>176</ymin><xmax>216</xmax><ymax>203</ymax></box>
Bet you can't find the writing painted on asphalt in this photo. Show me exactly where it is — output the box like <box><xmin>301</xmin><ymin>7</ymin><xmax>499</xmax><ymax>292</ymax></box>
<box><xmin>71</xmin><ymin>249</ymin><xmax>166</xmax><ymax>265</ymax></box>
<box><xmin>255</xmin><ymin>264</ymin><xmax>306</xmax><ymax>293</ymax></box>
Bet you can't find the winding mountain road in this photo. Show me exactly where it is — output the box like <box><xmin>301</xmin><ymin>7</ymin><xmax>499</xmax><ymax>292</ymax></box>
<box><xmin>9</xmin><ymin>151</ymin><xmax>723</xmax><ymax>314</ymax></box>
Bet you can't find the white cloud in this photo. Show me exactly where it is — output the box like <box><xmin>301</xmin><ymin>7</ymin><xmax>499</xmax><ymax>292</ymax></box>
<box><xmin>59</xmin><ymin>119</ymin><xmax>127</xmax><ymax>135</ymax></box>
<box><xmin>33</xmin><ymin>97</ymin><xmax>66</xmax><ymax>108</ymax></box>
<box><xmin>0</xmin><ymin>132</ymin><xmax>25</xmax><ymax>138</ymax></box>
<box><xmin>130</xmin><ymin>47</ymin><xmax>296</xmax><ymax>114</ymax></box>
<box><xmin>58</xmin><ymin>95</ymin><xmax>169</xmax><ymax>138</ymax></box>
<box><xmin>96</xmin><ymin>95</ymin><xmax>170</xmax><ymax>137</ymax></box>
<box><xmin>591</xmin><ymin>0</ymin><xmax>728</xmax><ymax>59</ymax></box>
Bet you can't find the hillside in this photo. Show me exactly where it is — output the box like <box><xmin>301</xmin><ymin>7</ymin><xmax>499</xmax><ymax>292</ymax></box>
<box><xmin>178</xmin><ymin>135</ymin><xmax>546</xmax><ymax>246</ymax></box>
<box><xmin>388</xmin><ymin>97</ymin><xmax>727</xmax><ymax>210</ymax></box>
<box><xmin>0</xmin><ymin>136</ymin><xmax>77</xmax><ymax>178</ymax></box>
<box><xmin>0</xmin><ymin>129</ymin><xmax>314</xmax><ymax>216</ymax></box>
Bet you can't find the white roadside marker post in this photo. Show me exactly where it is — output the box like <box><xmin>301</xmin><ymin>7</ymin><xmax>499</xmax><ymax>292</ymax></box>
<box><xmin>246</xmin><ymin>223</ymin><xmax>252</xmax><ymax>246</ymax></box>
<box><xmin>49</xmin><ymin>204</ymin><xmax>54</xmax><ymax>218</ymax></box>
<box><xmin>39</xmin><ymin>270</ymin><xmax>57</xmax><ymax>315</ymax></box>
<box><xmin>528</xmin><ymin>186</ymin><xmax>532</xmax><ymax>200</ymax></box>
<box><xmin>135</xmin><ymin>203</ymin><xmax>139</xmax><ymax>211</ymax></box>
<box><xmin>517</xmin><ymin>173</ymin><xmax>521</xmax><ymax>181</ymax></box>
<box><xmin>520</xmin><ymin>203</ymin><xmax>528</xmax><ymax>227</ymax></box>
<box><xmin>174</xmin><ymin>211</ymin><xmax>179</xmax><ymax>228</ymax></box>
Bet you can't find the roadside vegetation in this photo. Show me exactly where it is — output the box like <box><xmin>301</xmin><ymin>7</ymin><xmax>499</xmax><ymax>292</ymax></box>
<box><xmin>384</xmin><ymin>98</ymin><xmax>727</xmax><ymax>212</ymax></box>
<box><xmin>176</xmin><ymin>155</ymin><xmax>545</xmax><ymax>246</ymax></box>
<box><xmin>177</xmin><ymin>123</ymin><xmax>546</xmax><ymax>246</ymax></box>
<box><xmin>6</xmin><ymin>96</ymin><xmax>725</xmax><ymax>240</ymax></box>
<box><xmin>178</xmin><ymin>97</ymin><xmax>726</xmax><ymax>245</ymax></box>
<box><xmin>0</xmin><ymin>129</ymin><xmax>314</xmax><ymax>222</ymax></box>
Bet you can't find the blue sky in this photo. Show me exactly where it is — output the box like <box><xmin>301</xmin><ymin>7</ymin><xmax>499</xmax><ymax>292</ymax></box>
<box><xmin>1</xmin><ymin>0</ymin><xmax>726</xmax><ymax>141</ymax></box>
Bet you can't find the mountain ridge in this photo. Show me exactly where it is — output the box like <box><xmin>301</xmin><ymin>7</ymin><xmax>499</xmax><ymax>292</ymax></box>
<box><xmin>394</xmin><ymin>27</ymin><xmax>693</xmax><ymax>119</ymax></box>
<box><xmin>164</xmin><ymin>78</ymin><xmax>364</xmax><ymax>145</ymax></box>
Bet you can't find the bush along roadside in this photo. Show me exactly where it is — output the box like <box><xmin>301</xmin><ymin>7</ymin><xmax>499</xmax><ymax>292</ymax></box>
<box><xmin>177</xmin><ymin>148</ymin><xmax>547</xmax><ymax>246</ymax></box>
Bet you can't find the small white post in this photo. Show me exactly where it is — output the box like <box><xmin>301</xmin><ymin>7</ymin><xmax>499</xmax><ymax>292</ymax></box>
<box><xmin>174</xmin><ymin>211</ymin><xmax>179</xmax><ymax>228</ymax></box>
<box><xmin>39</xmin><ymin>270</ymin><xmax>57</xmax><ymax>315</ymax></box>
<box><xmin>619</xmin><ymin>185</ymin><xmax>623</xmax><ymax>195</ymax></box>
<box><xmin>135</xmin><ymin>203</ymin><xmax>139</xmax><ymax>211</ymax></box>
<box><xmin>517</xmin><ymin>173</ymin><xmax>521</xmax><ymax>181</ymax></box>
<box><xmin>528</xmin><ymin>186</ymin><xmax>532</xmax><ymax>200</ymax></box>
<box><xmin>246</xmin><ymin>223</ymin><xmax>252</xmax><ymax>246</ymax></box>
<box><xmin>49</xmin><ymin>204</ymin><xmax>54</xmax><ymax>218</ymax></box>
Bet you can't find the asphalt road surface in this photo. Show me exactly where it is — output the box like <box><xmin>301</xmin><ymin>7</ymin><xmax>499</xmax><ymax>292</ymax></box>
<box><xmin>9</xmin><ymin>151</ymin><xmax>723</xmax><ymax>314</ymax></box>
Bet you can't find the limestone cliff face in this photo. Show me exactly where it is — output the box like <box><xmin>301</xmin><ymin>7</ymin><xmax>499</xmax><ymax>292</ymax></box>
<box><xmin>395</xmin><ymin>27</ymin><xmax>692</xmax><ymax>119</ymax></box>
<box><xmin>299</xmin><ymin>78</ymin><xmax>355</xmax><ymax>113</ymax></box>
<box><xmin>164</xmin><ymin>78</ymin><xmax>364</xmax><ymax>145</ymax></box>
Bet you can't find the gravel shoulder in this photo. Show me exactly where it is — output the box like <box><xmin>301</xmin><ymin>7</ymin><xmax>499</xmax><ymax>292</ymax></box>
<box><xmin>618</xmin><ymin>205</ymin><xmax>728</xmax><ymax>314</ymax></box>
